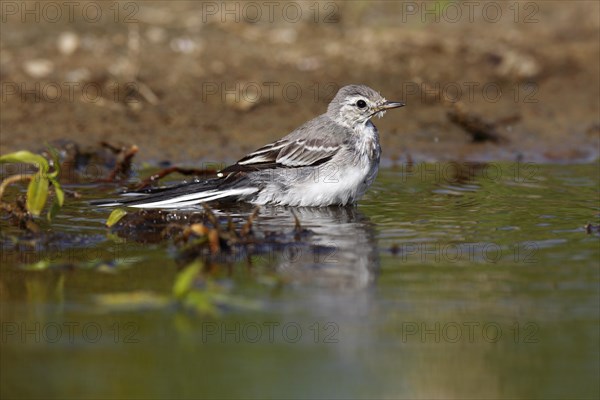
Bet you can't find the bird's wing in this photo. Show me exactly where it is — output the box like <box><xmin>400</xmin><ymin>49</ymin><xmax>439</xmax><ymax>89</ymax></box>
<box><xmin>218</xmin><ymin>137</ymin><xmax>341</xmax><ymax>174</ymax></box>
<box><xmin>235</xmin><ymin>139</ymin><xmax>289</xmax><ymax>165</ymax></box>
<box><xmin>276</xmin><ymin>138</ymin><xmax>341</xmax><ymax>167</ymax></box>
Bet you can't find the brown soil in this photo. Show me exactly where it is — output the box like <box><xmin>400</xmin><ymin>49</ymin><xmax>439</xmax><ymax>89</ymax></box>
<box><xmin>1</xmin><ymin>1</ymin><xmax>599</xmax><ymax>165</ymax></box>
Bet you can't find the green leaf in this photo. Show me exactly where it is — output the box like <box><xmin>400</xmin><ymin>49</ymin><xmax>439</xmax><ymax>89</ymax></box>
<box><xmin>94</xmin><ymin>291</ymin><xmax>170</xmax><ymax>311</ymax></box>
<box><xmin>0</xmin><ymin>150</ymin><xmax>49</xmax><ymax>173</ymax></box>
<box><xmin>52</xmin><ymin>179</ymin><xmax>64</xmax><ymax>206</ymax></box>
<box><xmin>26</xmin><ymin>173</ymin><xmax>49</xmax><ymax>216</ymax></box>
<box><xmin>47</xmin><ymin>199</ymin><xmax>61</xmax><ymax>221</ymax></box>
<box><xmin>46</xmin><ymin>179</ymin><xmax>64</xmax><ymax>221</ymax></box>
<box><xmin>173</xmin><ymin>261</ymin><xmax>203</xmax><ymax>298</ymax></box>
<box><xmin>21</xmin><ymin>260</ymin><xmax>51</xmax><ymax>271</ymax></box>
<box><xmin>106</xmin><ymin>208</ymin><xmax>127</xmax><ymax>227</ymax></box>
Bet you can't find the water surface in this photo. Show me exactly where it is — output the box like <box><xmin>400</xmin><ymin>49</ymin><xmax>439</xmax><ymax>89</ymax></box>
<box><xmin>1</xmin><ymin>162</ymin><xmax>599</xmax><ymax>399</ymax></box>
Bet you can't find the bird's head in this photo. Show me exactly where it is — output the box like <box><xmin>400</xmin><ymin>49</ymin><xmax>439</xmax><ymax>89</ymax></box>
<box><xmin>327</xmin><ymin>84</ymin><xmax>405</xmax><ymax>127</ymax></box>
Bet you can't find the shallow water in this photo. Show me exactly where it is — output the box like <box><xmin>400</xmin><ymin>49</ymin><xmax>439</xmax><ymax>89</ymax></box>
<box><xmin>2</xmin><ymin>162</ymin><xmax>599</xmax><ymax>399</ymax></box>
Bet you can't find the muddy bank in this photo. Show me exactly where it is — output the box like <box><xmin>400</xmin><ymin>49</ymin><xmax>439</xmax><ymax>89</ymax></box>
<box><xmin>1</xmin><ymin>1</ymin><xmax>599</xmax><ymax>165</ymax></box>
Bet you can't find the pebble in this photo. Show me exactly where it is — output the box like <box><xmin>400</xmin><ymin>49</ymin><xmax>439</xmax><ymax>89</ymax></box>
<box><xmin>227</xmin><ymin>95</ymin><xmax>259</xmax><ymax>112</ymax></box>
<box><xmin>23</xmin><ymin>59</ymin><xmax>54</xmax><ymax>78</ymax></box>
<box><xmin>57</xmin><ymin>32</ymin><xmax>79</xmax><ymax>55</ymax></box>
<box><xmin>497</xmin><ymin>51</ymin><xmax>540</xmax><ymax>80</ymax></box>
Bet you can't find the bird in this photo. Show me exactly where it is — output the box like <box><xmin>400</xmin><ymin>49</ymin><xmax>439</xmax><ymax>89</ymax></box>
<box><xmin>94</xmin><ymin>84</ymin><xmax>404</xmax><ymax>208</ymax></box>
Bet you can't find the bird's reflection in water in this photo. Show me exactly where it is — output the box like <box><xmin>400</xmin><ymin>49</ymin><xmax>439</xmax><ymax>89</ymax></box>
<box><xmin>253</xmin><ymin>206</ymin><xmax>379</xmax><ymax>290</ymax></box>
<box><xmin>111</xmin><ymin>203</ymin><xmax>379</xmax><ymax>290</ymax></box>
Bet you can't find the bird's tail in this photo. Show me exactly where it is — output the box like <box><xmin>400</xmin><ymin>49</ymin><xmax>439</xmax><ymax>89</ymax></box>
<box><xmin>91</xmin><ymin>178</ymin><xmax>258</xmax><ymax>208</ymax></box>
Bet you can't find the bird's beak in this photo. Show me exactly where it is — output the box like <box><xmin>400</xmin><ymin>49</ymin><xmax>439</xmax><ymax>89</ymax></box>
<box><xmin>370</xmin><ymin>101</ymin><xmax>405</xmax><ymax>118</ymax></box>
<box><xmin>380</xmin><ymin>101</ymin><xmax>405</xmax><ymax>110</ymax></box>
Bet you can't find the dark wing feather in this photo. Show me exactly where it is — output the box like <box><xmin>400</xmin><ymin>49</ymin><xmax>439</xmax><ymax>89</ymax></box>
<box><xmin>276</xmin><ymin>138</ymin><xmax>339</xmax><ymax>167</ymax></box>
<box><xmin>218</xmin><ymin>137</ymin><xmax>340</xmax><ymax>175</ymax></box>
<box><xmin>234</xmin><ymin>139</ymin><xmax>288</xmax><ymax>165</ymax></box>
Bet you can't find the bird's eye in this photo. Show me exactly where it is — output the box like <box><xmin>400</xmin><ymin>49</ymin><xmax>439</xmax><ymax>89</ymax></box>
<box><xmin>356</xmin><ymin>100</ymin><xmax>367</xmax><ymax>108</ymax></box>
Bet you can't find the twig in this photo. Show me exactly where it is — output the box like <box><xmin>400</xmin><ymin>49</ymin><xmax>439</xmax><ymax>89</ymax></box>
<box><xmin>418</xmin><ymin>81</ymin><xmax>511</xmax><ymax>143</ymax></box>
<box><xmin>100</xmin><ymin>141</ymin><xmax>123</xmax><ymax>154</ymax></box>
<box><xmin>447</xmin><ymin>103</ymin><xmax>509</xmax><ymax>144</ymax></box>
<box><xmin>241</xmin><ymin>207</ymin><xmax>260</xmax><ymax>237</ymax></box>
<box><xmin>0</xmin><ymin>174</ymin><xmax>32</xmax><ymax>201</ymax></box>
<box><xmin>291</xmin><ymin>209</ymin><xmax>302</xmax><ymax>233</ymax></box>
<box><xmin>98</xmin><ymin>145</ymin><xmax>139</xmax><ymax>182</ymax></box>
<box><xmin>202</xmin><ymin>204</ymin><xmax>221</xmax><ymax>232</ymax></box>
<box><xmin>134</xmin><ymin>167</ymin><xmax>218</xmax><ymax>190</ymax></box>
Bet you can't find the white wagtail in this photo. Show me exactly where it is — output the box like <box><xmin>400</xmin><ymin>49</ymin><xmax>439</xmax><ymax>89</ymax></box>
<box><xmin>95</xmin><ymin>84</ymin><xmax>404</xmax><ymax>208</ymax></box>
